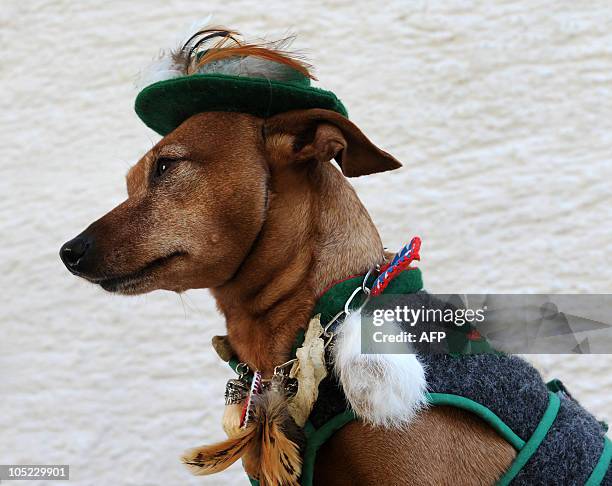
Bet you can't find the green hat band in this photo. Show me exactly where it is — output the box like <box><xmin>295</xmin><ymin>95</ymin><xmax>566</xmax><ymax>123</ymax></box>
<box><xmin>135</xmin><ymin>72</ymin><xmax>348</xmax><ymax>136</ymax></box>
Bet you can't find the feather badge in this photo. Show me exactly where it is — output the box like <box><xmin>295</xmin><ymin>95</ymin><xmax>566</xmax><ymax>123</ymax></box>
<box><xmin>182</xmin><ymin>422</ymin><xmax>258</xmax><ymax>476</ymax></box>
<box><xmin>187</xmin><ymin>316</ymin><xmax>326</xmax><ymax>483</ymax></box>
<box><xmin>183</xmin><ymin>384</ymin><xmax>304</xmax><ymax>485</ymax></box>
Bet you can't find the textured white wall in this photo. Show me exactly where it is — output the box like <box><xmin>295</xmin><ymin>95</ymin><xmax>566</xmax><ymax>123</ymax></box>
<box><xmin>1</xmin><ymin>1</ymin><xmax>611</xmax><ymax>485</ymax></box>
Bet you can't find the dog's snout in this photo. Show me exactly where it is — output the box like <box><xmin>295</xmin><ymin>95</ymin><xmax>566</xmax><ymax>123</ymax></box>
<box><xmin>60</xmin><ymin>234</ymin><xmax>92</xmax><ymax>271</ymax></box>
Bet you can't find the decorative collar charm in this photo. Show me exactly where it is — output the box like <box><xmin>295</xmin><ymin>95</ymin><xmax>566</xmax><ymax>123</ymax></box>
<box><xmin>188</xmin><ymin>315</ymin><xmax>328</xmax><ymax>485</ymax></box>
<box><xmin>135</xmin><ymin>26</ymin><xmax>347</xmax><ymax>136</ymax></box>
<box><xmin>371</xmin><ymin>236</ymin><xmax>421</xmax><ymax>296</ymax></box>
<box><xmin>287</xmin><ymin>315</ymin><xmax>328</xmax><ymax>427</ymax></box>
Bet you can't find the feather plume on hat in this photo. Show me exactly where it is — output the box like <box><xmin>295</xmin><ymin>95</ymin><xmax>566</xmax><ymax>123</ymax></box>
<box><xmin>137</xmin><ymin>24</ymin><xmax>315</xmax><ymax>90</ymax></box>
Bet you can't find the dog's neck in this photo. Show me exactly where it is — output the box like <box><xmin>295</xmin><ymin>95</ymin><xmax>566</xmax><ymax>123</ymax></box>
<box><xmin>211</xmin><ymin>162</ymin><xmax>384</xmax><ymax>374</ymax></box>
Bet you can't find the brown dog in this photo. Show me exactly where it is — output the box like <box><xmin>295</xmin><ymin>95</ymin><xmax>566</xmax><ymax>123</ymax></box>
<box><xmin>60</xmin><ymin>108</ymin><xmax>515</xmax><ymax>484</ymax></box>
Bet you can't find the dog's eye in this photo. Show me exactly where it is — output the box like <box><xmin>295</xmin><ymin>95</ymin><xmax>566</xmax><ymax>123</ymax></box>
<box><xmin>154</xmin><ymin>158</ymin><xmax>175</xmax><ymax>178</ymax></box>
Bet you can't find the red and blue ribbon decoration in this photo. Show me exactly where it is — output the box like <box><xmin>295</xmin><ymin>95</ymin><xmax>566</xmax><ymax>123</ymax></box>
<box><xmin>371</xmin><ymin>236</ymin><xmax>421</xmax><ymax>297</ymax></box>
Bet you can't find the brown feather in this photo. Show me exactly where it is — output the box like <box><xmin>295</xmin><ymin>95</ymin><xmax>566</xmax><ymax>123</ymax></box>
<box><xmin>183</xmin><ymin>385</ymin><xmax>304</xmax><ymax>482</ymax></box>
<box><xmin>260</xmin><ymin>417</ymin><xmax>302</xmax><ymax>485</ymax></box>
<box><xmin>174</xmin><ymin>27</ymin><xmax>315</xmax><ymax>80</ymax></box>
<box><xmin>242</xmin><ymin>436</ymin><xmax>262</xmax><ymax>480</ymax></box>
<box><xmin>254</xmin><ymin>388</ymin><xmax>303</xmax><ymax>486</ymax></box>
<box><xmin>196</xmin><ymin>45</ymin><xmax>315</xmax><ymax>80</ymax></box>
<box><xmin>181</xmin><ymin>423</ymin><xmax>257</xmax><ymax>476</ymax></box>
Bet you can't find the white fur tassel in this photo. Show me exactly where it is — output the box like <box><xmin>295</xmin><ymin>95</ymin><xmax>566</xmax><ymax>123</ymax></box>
<box><xmin>332</xmin><ymin>309</ymin><xmax>428</xmax><ymax>428</ymax></box>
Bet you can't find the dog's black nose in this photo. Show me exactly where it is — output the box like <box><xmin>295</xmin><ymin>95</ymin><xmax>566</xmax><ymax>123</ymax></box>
<box><xmin>60</xmin><ymin>235</ymin><xmax>92</xmax><ymax>270</ymax></box>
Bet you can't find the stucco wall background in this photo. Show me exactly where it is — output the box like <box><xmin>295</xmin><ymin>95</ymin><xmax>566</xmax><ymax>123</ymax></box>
<box><xmin>1</xmin><ymin>1</ymin><xmax>611</xmax><ymax>484</ymax></box>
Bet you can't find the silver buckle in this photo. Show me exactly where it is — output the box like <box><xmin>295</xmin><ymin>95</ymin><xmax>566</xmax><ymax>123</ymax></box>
<box><xmin>322</xmin><ymin>266</ymin><xmax>377</xmax><ymax>347</ymax></box>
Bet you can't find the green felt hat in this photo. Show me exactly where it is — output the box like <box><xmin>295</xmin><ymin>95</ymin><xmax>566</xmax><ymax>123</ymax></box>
<box><xmin>134</xmin><ymin>29</ymin><xmax>348</xmax><ymax>136</ymax></box>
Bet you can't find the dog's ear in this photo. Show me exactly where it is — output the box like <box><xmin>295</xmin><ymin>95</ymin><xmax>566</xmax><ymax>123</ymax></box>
<box><xmin>263</xmin><ymin>109</ymin><xmax>402</xmax><ymax>177</ymax></box>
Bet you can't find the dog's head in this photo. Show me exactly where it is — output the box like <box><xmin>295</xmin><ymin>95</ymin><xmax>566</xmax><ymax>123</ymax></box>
<box><xmin>60</xmin><ymin>109</ymin><xmax>400</xmax><ymax>294</ymax></box>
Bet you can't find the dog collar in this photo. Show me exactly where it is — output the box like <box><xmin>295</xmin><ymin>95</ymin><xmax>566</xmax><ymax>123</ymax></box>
<box><xmin>223</xmin><ymin>240</ymin><xmax>426</xmax><ymax>486</ymax></box>
<box><xmin>227</xmin><ymin>237</ymin><xmax>425</xmax><ymax>377</ymax></box>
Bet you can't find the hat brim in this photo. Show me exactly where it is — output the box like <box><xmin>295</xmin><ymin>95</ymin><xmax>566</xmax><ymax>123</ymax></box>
<box><xmin>134</xmin><ymin>74</ymin><xmax>348</xmax><ymax>136</ymax></box>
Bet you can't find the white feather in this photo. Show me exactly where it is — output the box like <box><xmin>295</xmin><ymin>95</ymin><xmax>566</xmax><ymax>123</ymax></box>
<box><xmin>197</xmin><ymin>55</ymin><xmax>302</xmax><ymax>82</ymax></box>
<box><xmin>136</xmin><ymin>15</ymin><xmax>213</xmax><ymax>89</ymax></box>
<box><xmin>332</xmin><ymin>309</ymin><xmax>428</xmax><ymax>428</ymax></box>
<box><xmin>136</xmin><ymin>51</ymin><xmax>184</xmax><ymax>89</ymax></box>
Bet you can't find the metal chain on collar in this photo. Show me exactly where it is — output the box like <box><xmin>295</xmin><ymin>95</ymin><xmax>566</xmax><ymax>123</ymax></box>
<box><xmin>227</xmin><ymin>358</ymin><xmax>299</xmax><ymax>404</ymax></box>
<box><xmin>226</xmin><ymin>265</ymin><xmax>380</xmax><ymax>405</ymax></box>
<box><xmin>322</xmin><ymin>265</ymin><xmax>378</xmax><ymax>347</ymax></box>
